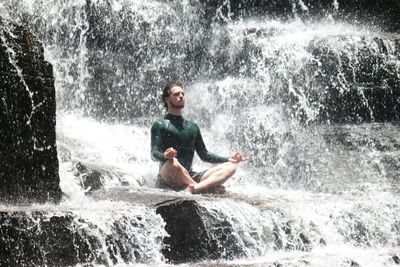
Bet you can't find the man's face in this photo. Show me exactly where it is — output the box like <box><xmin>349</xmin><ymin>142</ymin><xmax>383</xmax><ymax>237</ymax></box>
<box><xmin>167</xmin><ymin>86</ymin><xmax>185</xmax><ymax>110</ymax></box>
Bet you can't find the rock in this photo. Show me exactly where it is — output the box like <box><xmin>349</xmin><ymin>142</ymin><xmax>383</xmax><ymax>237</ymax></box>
<box><xmin>91</xmin><ymin>188</ymin><xmax>250</xmax><ymax>263</ymax></box>
<box><xmin>201</xmin><ymin>0</ymin><xmax>400</xmax><ymax>32</ymax></box>
<box><xmin>82</xmin><ymin>0</ymin><xmax>208</xmax><ymax>120</ymax></box>
<box><xmin>1</xmin><ymin>189</ymin><xmax>246</xmax><ymax>265</ymax></box>
<box><xmin>307</xmin><ymin>36</ymin><xmax>400</xmax><ymax>124</ymax></box>
<box><xmin>73</xmin><ymin>162</ymin><xmax>131</xmax><ymax>193</ymax></box>
<box><xmin>155</xmin><ymin>198</ymin><xmax>246</xmax><ymax>263</ymax></box>
<box><xmin>272</xmin><ymin>218</ymin><xmax>318</xmax><ymax>252</ymax></box>
<box><xmin>2</xmin><ymin>188</ymin><xmax>326</xmax><ymax>265</ymax></box>
<box><xmin>346</xmin><ymin>259</ymin><xmax>361</xmax><ymax>267</ymax></box>
<box><xmin>74</xmin><ymin>162</ymin><xmax>104</xmax><ymax>192</ymax></box>
<box><xmin>391</xmin><ymin>254</ymin><xmax>400</xmax><ymax>264</ymax></box>
<box><xmin>0</xmin><ymin>208</ymin><xmax>161</xmax><ymax>266</ymax></box>
<box><xmin>0</xmin><ymin>17</ymin><xmax>62</xmax><ymax>203</ymax></box>
<box><xmin>0</xmin><ymin>211</ymin><xmax>106</xmax><ymax>266</ymax></box>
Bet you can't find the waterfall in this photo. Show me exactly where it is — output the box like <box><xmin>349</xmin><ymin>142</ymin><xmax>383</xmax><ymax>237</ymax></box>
<box><xmin>1</xmin><ymin>0</ymin><xmax>400</xmax><ymax>265</ymax></box>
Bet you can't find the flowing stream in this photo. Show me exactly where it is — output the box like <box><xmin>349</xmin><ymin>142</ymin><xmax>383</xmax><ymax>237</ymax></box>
<box><xmin>1</xmin><ymin>0</ymin><xmax>400</xmax><ymax>266</ymax></box>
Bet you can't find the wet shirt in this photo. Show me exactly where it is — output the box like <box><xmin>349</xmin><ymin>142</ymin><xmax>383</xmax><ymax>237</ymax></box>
<box><xmin>151</xmin><ymin>114</ymin><xmax>228</xmax><ymax>171</ymax></box>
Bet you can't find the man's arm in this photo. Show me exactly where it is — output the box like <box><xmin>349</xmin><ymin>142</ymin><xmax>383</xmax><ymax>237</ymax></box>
<box><xmin>195</xmin><ymin>125</ymin><xmax>229</xmax><ymax>163</ymax></box>
<box><xmin>151</xmin><ymin>122</ymin><xmax>167</xmax><ymax>162</ymax></box>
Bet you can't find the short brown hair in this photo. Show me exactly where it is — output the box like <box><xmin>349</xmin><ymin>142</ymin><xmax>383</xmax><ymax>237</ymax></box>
<box><xmin>162</xmin><ymin>82</ymin><xmax>183</xmax><ymax>110</ymax></box>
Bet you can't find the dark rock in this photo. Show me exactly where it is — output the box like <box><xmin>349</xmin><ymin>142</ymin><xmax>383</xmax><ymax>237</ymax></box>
<box><xmin>241</xmin><ymin>32</ymin><xmax>400</xmax><ymax>125</ymax></box>
<box><xmin>272</xmin><ymin>220</ymin><xmax>315</xmax><ymax>252</ymax></box>
<box><xmin>319</xmin><ymin>122</ymin><xmax>400</xmax><ymax>192</ymax></box>
<box><xmin>320</xmin><ymin>123</ymin><xmax>400</xmax><ymax>151</ymax></box>
<box><xmin>0</xmin><ymin>211</ymin><xmax>106</xmax><ymax>266</ymax></box>
<box><xmin>74</xmin><ymin>162</ymin><xmax>104</xmax><ymax>192</ymax></box>
<box><xmin>0</xmin><ymin>17</ymin><xmax>62</xmax><ymax>203</ymax></box>
<box><xmin>310</xmin><ymin>36</ymin><xmax>400</xmax><ymax>124</ymax></box>
<box><xmin>392</xmin><ymin>254</ymin><xmax>400</xmax><ymax>264</ymax></box>
<box><xmin>104</xmin><ymin>216</ymin><xmax>162</xmax><ymax>264</ymax></box>
<box><xmin>347</xmin><ymin>259</ymin><xmax>361</xmax><ymax>267</ymax></box>
<box><xmin>334</xmin><ymin>0</ymin><xmax>400</xmax><ymax>33</ymax></box>
<box><xmin>0</xmin><ymin>208</ymin><xmax>159</xmax><ymax>266</ymax></box>
<box><xmin>201</xmin><ymin>0</ymin><xmax>400</xmax><ymax>33</ymax></box>
<box><xmin>82</xmin><ymin>0</ymin><xmax>209</xmax><ymax>120</ymax></box>
<box><xmin>1</xmin><ymin>189</ymin><xmax>255</xmax><ymax>265</ymax></box>
<box><xmin>155</xmin><ymin>198</ymin><xmax>246</xmax><ymax>263</ymax></box>
<box><xmin>77</xmin><ymin>188</ymin><xmax>328</xmax><ymax>263</ymax></box>
<box><xmin>73</xmin><ymin>162</ymin><xmax>131</xmax><ymax>193</ymax></box>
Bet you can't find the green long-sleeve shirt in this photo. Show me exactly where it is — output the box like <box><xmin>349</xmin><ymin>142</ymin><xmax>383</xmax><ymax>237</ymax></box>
<box><xmin>151</xmin><ymin>114</ymin><xmax>228</xmax><ymax>171</ymax></box>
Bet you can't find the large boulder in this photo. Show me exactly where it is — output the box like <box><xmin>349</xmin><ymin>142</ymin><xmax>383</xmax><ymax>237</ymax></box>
<box><xmin>0</xmin><ymin>208</ymin><xmax>162</xmax><ymax>266</ymax></box>
<box><xmin>1</xmin><ymin>187</ymin><xmax>327</xmax><ymax>265</ymax></box>
<box><xmin>0</xmin><ymin>211</ymin><xmax>105</xmax><ymax>266</ymax></box>
<box><xmin>308</xmin><ymin>36</ymin><xmax>400</xmax><ymax>124</ymax></box>
<box><xmin>155</xmin><ymin>198</ymin><xmax>246</xmax><ymax>263</ymax></box>
<box><xmin>0</xmin><ymin>17</ymin><xmax>62</xmax><ymax>203</ymax></box>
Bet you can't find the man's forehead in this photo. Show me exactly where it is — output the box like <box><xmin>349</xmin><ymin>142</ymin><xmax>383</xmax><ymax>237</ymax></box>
<box><xmin>170</xmin><ymin>86</ymin><xmax>184</xmax><ymax>93</ymax></box>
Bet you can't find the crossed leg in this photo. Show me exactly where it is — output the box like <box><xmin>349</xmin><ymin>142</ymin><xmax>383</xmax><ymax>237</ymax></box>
<box><xmin>160</xmin><ymin>158</ymin><xmax>197</xmax><ymax>188</ymax></box>
<box><xmin>187</xmin><ymin>162</ymin><xmax>236</xmax><ymax>193</ymax></box>
<box><xmin>160</xmin><ymin>159</ymin><xmax>236</xmax><ymax>193</ymax></box>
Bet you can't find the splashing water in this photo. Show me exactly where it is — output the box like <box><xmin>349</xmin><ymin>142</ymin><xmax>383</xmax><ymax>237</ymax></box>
<box><xmin>1</xmin><ymin>0</ymin><xmax>400</xmax><ymax>265</ymax></box>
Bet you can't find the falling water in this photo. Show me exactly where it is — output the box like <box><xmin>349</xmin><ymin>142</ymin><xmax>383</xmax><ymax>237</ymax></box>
<box><xmin>1</xmin><ymin>0</ymin><xmax>400</xmax><ymax>265</ymax></box>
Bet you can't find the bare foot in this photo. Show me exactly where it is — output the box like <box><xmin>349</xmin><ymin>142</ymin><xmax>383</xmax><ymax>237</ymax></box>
<box><xmin>186</xmin><ymin>184</ymin><xmax>199</xmax><ymax>194</ymax></box>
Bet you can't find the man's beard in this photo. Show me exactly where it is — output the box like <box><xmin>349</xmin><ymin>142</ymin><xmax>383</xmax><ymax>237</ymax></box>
<box><xmin>171</xmin><ymin>102</ymin><xmax>185</xmax><ymax>109</ymax></box>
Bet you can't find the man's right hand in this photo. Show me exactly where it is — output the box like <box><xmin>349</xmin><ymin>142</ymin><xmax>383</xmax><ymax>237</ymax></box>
<box><xmin>164</xmin><ymin>147</ymin><xmax>177</xmax><ymax>160</ymax></box>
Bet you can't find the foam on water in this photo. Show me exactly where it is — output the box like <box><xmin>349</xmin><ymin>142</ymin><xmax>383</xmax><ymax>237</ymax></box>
<box><xmin>57</xmin><ymin>112</ymin><xmax>157</xmax><ymax>192</ymax></box>
<box><xmin>2</xmin><ymin>0</ymin><xmax>400</xmax><ymax>265</ymax></box>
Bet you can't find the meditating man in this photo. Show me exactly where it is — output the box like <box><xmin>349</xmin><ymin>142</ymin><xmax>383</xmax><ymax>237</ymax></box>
<box><xmin>151</xmin><ymin>82</ymin><xmax>245</xmax><ymax>193</ymax></box>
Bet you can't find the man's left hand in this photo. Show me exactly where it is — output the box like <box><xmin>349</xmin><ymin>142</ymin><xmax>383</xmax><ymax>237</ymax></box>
<box><xmin>228</xmin><ymin>152</ymin><xmax>247</xmax><ymax>163</ymax></box>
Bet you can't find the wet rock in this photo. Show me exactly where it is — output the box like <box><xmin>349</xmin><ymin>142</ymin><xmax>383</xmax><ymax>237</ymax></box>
<box><xmin>155</xmin><ymin>198</ymin><xmax>246</xmax><ymax>263</ymax></box>
<box><xmin>105</xmin><ymin>216</ymin><xmax>157</xmax><ymax>264</ymax></box>
<box><xmin>82</xmin><ymin>188</ymin><xmax>255</xmax><ymax>263</ymax></box>
<box><xmin>68</xmin><ymin>188</ymin><xmax>330</xmax><ymax>264</ymax></box>
<box><xmin>83</xmin><ymin>0</ymin><xmax>209</xmax><ymax>120</ymax></box>
<box><xmin>73</xmin><ymin>162</ymin><xmax>130</xmax><ymax>193</ymax></box>
<box><xmin>320</xmin><ymin>123</ymin><xmax>400</xmax><ymax>151</ymax></box>
<box><xmin>346</xmin><ymin>259</ymin><xmax>361</xmax><ymax>267</ymax></box>
<box><xmin>0</xmin><ymin>208</ymin><xmax>159</xmax><ymax>266</ymax></box>
<box><xmin>271</xmin><ymin>213</ymin><xmax>324</xmax><ymax>253</ymax></box>
<box><xmin>0</xmin><ymin>211</ymin><xmax>106</xmax><ymax>266</ymax></box>
<box><xmin>0</xmin><ymin>17</ymin><xmax>62</xmax><ymax>203</ymax></box>
<box><xmin>202</xmin><ymin>0</ymin><xmax>400</xmax><ymax>32</ymax></box>
<box><xmin>391</xmin><ymin>254</ymin><xmax>400</xmax><ymax>264</ymax></box>
<box><xmin>305</xmin><ymin>35</ymin><xmax>400</xmax><ymax>124</ymax></box>
<box><xmin>74</xmin><ymin>162</ymin><xmax>104</xmax><ymax>192</ymax></box>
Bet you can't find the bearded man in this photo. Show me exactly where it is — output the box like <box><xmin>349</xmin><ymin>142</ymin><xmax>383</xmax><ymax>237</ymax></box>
<box><xmin>151</xmin><ymin>82</ymin><xmax>245</xmax><ymax>193</ymax></box>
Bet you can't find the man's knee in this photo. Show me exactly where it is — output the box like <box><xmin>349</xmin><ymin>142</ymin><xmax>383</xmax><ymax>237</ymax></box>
<box><xmin>170</xmin><ymin>158</ymin><xmax>185</xmax><ymax>171</ymax></box>
<box><xmin>162</xmin><ymin>158</ymin><xmax>185</xmax><ymax>176</ymax></box>
<box><xmin>223</xmin><ymin>162</ymin><xmax>236</xmax><ymax>175</ymax></box>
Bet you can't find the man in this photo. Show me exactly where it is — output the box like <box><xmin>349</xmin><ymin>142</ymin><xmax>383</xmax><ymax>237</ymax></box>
<box><xmin>151</xmin><ymin>82</ymin><xmax>245</xmax><ymax>193</ymax></box>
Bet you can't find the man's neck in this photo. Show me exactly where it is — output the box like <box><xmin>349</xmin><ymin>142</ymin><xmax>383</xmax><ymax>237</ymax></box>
<box><xmin>167</xmin><ymin>108</ymin><xmax>183</xmax><ymax>116</ymax></box>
